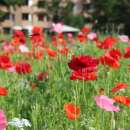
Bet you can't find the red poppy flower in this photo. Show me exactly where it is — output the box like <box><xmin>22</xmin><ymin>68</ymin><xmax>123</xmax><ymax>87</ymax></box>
<box><xmin>100</xmin><ymin>55</ymin><xmax>120</xmax><ymax>69</ymax></box>
<box><xmin>64</xmin><ymin>103</ymin><xmax>80</xmax><ymax>120</ymax></box>
<box><xmin>124</xmin><ymin>47</ymin><xmax>130</xmax><ymax>58</ymax></box>
<box><xmin>37</xmin><ymin>72</ymin><xmax>48</xmax><ymax>81</ymax></box>
<box><xmin>13</xmin><ymin>30</ymin><xmax>26</xmax><ymax>44</ymax></box>
<box><xmin>70</xmin><ymin>70</ymin><xmax>97</xmax><ymax>81</ymax></box>
<box><xmin>81</xmin><ymin>26</ymin><xmax>90</xmax><ymax>33</ymax></box>
<box><xmin>100</xmin><ymin>49</ymin><xmax>121</xmax><ymax>69</ymax></box>
<box><xmin>0</xmin><ymin>87</ymin><xmax>8</xmax><ymax>96</ymax></box>
<box><xmin>0</xmin><ymin>55</ymin><xmax>12</xmax><ymax>69</ymax></box>
<box><xmin>111</xmin><ymin>83</ymin><xmax>128</xmax><ymax>93</ymax></box>
<box><xmin>31</xmin><ymin>26</ymin><xmax>44</xmax><ymax>44</ymax></box>
<box><xmin>46</xmin><ymin>48</ymin><xmax>57</xmax><ymax>57</ymax></box>
<box><xmin>77</xmin><ymin>33</ymin><xmax>86</xmax><ymax>43</ymax></box>
<box><xmin>108</xmin><ymin>49</ymin><xmax>122</xmax><ymax>60</ymax></box>
<box><xmin>15</xmin><ymin>62</ymin><xmax>32</xmax><ymax>74</ymax></box>
<box><xmin>113</xmin><ymin>96</ymin><xmax>130</xmax><ymax>106</ymax></box>
<box><xmin>68</xmin><ymin>55</ymin><xmax>99</xmax><ymax>72</ymax></box>
<box><xmin>98</xmin><ymin>36</ymin><xmax>117</xmax><ymax>50</ymax></box>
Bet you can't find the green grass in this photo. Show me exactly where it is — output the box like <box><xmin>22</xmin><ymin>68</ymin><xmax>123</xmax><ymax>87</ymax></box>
<box><xmin>0</xmin><ymin>36</ymin><xmax>130</xmax><ymax>130</ymax></box>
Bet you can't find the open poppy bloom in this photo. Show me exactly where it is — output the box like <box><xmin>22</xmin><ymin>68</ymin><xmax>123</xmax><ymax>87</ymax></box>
<box><xmin>0</xmin><ymin>87</ymin><xmax>8</xmax><ymax>96</ymax></box>
<box><xmin>15</xmin><ymin>62</ymin><xmax>32</xmax><ymax>74</ymax></box>
<box><xmin>0</xmin><ymin>110</ymin><xmax>7</xmax><ymax>130</ymax></box>
<box><xmin>0</xmin><ymin>55</ymin><xmax>13</xmax><ymax>70</ymax></box>
<box><xmin>111</xmin><ymin>83</ymin><xmax>128</xmax><ymax>93</ymax></box>
<box><xmin>100</xmin><ymin>49</ymin><xmax>121</xmax><ymax>69</ymax></box>
<box><xmin>94</xmin><ymin>95</ymin><xmax>120</xmax><ymax>112</ymax></box>
<box><xmin>13</xmin><ymin>30</ymin><xmax>26</xmax><ymax>45</ymax></box>
<box><xmin>68</xmin><ymin>55</ymin><xmax>99</xmax><ymax>72</ymax></box>
<box><xmin>113</xmin><ymin>96</ymin><xmax>130</xmax><ymax>106</ymax></box>
<box><xmin>81</xmin><ymin>26</ymin><xmax>90</xmax><ymax>34</ymax></box>
<box><xmin>68</xmin><ymin>55</ymin><xmax>99</xmax><ymax>81</ymax></box>
<box><xmin>98</xmin><ymin>36</ymin><xmax>117</xmax><ymax>50</ymax></box>
<box><xmin>31</xmin><ymin>26</ymin><xmax>44</xmax><ymax>44</ymax></box>
<box><xmin>64</xmin><ymin>103</ymin><xmax>80</xmax><ymax>120</ymax></box>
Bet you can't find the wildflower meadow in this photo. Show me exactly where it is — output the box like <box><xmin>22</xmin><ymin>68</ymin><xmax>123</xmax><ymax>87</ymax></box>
<box><xmin>0</xmin><ymin>24</ymin><xmax>130</xmax><ymax>130</ymax></box>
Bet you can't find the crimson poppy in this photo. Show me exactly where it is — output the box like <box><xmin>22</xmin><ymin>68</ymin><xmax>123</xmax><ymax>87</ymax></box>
<box><xmin>0</xmin><ymin>55</ymin><xmax>12</xmax><ymax>69</ymax></box>
<box><xmin>13</xmin><ymin>30</ymin><xmax>26</xmax><ymax>44</ymax></box>
<box><xmin>15</xmin><ymin>62</ymin><xmax>32</xmax><ymax>74</ymax></box>
<box><xmin>68</xmin><ymin>55</ymin><xmax>99</xmax><ymax>72</ymax></box>
<box><xmin>98</xmin><ymin>36</ymin><xmax>117</xmax><ymax>50</ymax></box>
<box><xmin>100</xmin><ymin>49</ymin><xmax>121</xmax><ymax>69</ymax></box>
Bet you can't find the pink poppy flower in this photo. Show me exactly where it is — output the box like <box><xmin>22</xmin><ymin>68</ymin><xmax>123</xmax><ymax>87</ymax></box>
<box><xmin>52</xmin><ymin>23</ymin><xmax>63</xmax><ymax>33</ymax></box>
<box><xmin>3</xmin><ymin>43</ymin><xmax>14</xmax><ymax>52</ymax></box>
<box><xmin>119</xmin><ymin>35</ymin><xmax>129</xmax><ymax>42</ymax></box>
<box><xmin>67</xmin><ymin>33</ymin><xmax>73</xmax><ymax>39</ymax></box>
<box><xmin>7</xmin><ymin>66</ymin><xmax>16</xmax><ymax>73</ymax></box>
<box><xmin>0</xmin><ymin>110</ymin><xmax>7</xmax><ymax>130</ymax></box>
<box><xmin>94</xmin><ymin>95</ymin><xmax>120</xmax><ymax>112</ymax></box>
<box><xmin>87</xmin><ymin>32</ymin><xmax>97</xmax><ymax>40</ymax></box>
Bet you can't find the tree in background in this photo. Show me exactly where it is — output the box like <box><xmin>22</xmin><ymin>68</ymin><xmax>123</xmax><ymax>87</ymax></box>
<box><xmin>92</xmin><ymin>0</ymin><xmax>130</xmax><ymax>35</ymax></box>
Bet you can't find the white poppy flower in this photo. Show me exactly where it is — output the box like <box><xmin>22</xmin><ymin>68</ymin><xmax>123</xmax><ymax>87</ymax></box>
<box><xmin>8</xmin><ymin>118</ymin><xmax>31</xmax><ymax>128</ymax></box>
<box><xmin>19</xmin><ymin>45</ymin><xmax>29</xmax><ymax>53</ymax></box>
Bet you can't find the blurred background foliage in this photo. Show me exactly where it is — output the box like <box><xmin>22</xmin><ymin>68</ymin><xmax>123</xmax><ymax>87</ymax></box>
<box><xmin>0</xmin><ymin>0</ymin><xmax>130</xmax><ymax>35</ymax></box>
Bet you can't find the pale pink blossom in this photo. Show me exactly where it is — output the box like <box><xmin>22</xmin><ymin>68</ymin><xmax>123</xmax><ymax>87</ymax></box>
<box><xmin>3</xmin><ymin>43</ymin><xmax>14</xmax><ymax>52</ymax></box>
<box><xmin>67</xmin><ymin>33</ymin><xmax>73</xmax><ymax>39</ymax></box>
<box><xmin>94</xmin><ymin>95</ymin><xmax>120</xmax><ymax>112</ymax></box>
<box><xmin>87</xmin><ymin>32</ymin><xmax>97</xmax><ymax>40</ymax></box>
<box><xmin>7</xmin><ymin>66</ymin><xmax>16</xmax><ymax>73</ymax></box>
<box><xmin>52</xmin><ymin>23</ymin><xmax>63</xmax><ymax>33</ymax></box>
<box><xmin>0</xmin><ymin>110</ymin><xmax>7</xmax><ymax>130</ymax></box>
<box><xmin>119</xmin><ymin>35</ymin><xmax>129</xmax><ymax>42</ymax></box>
